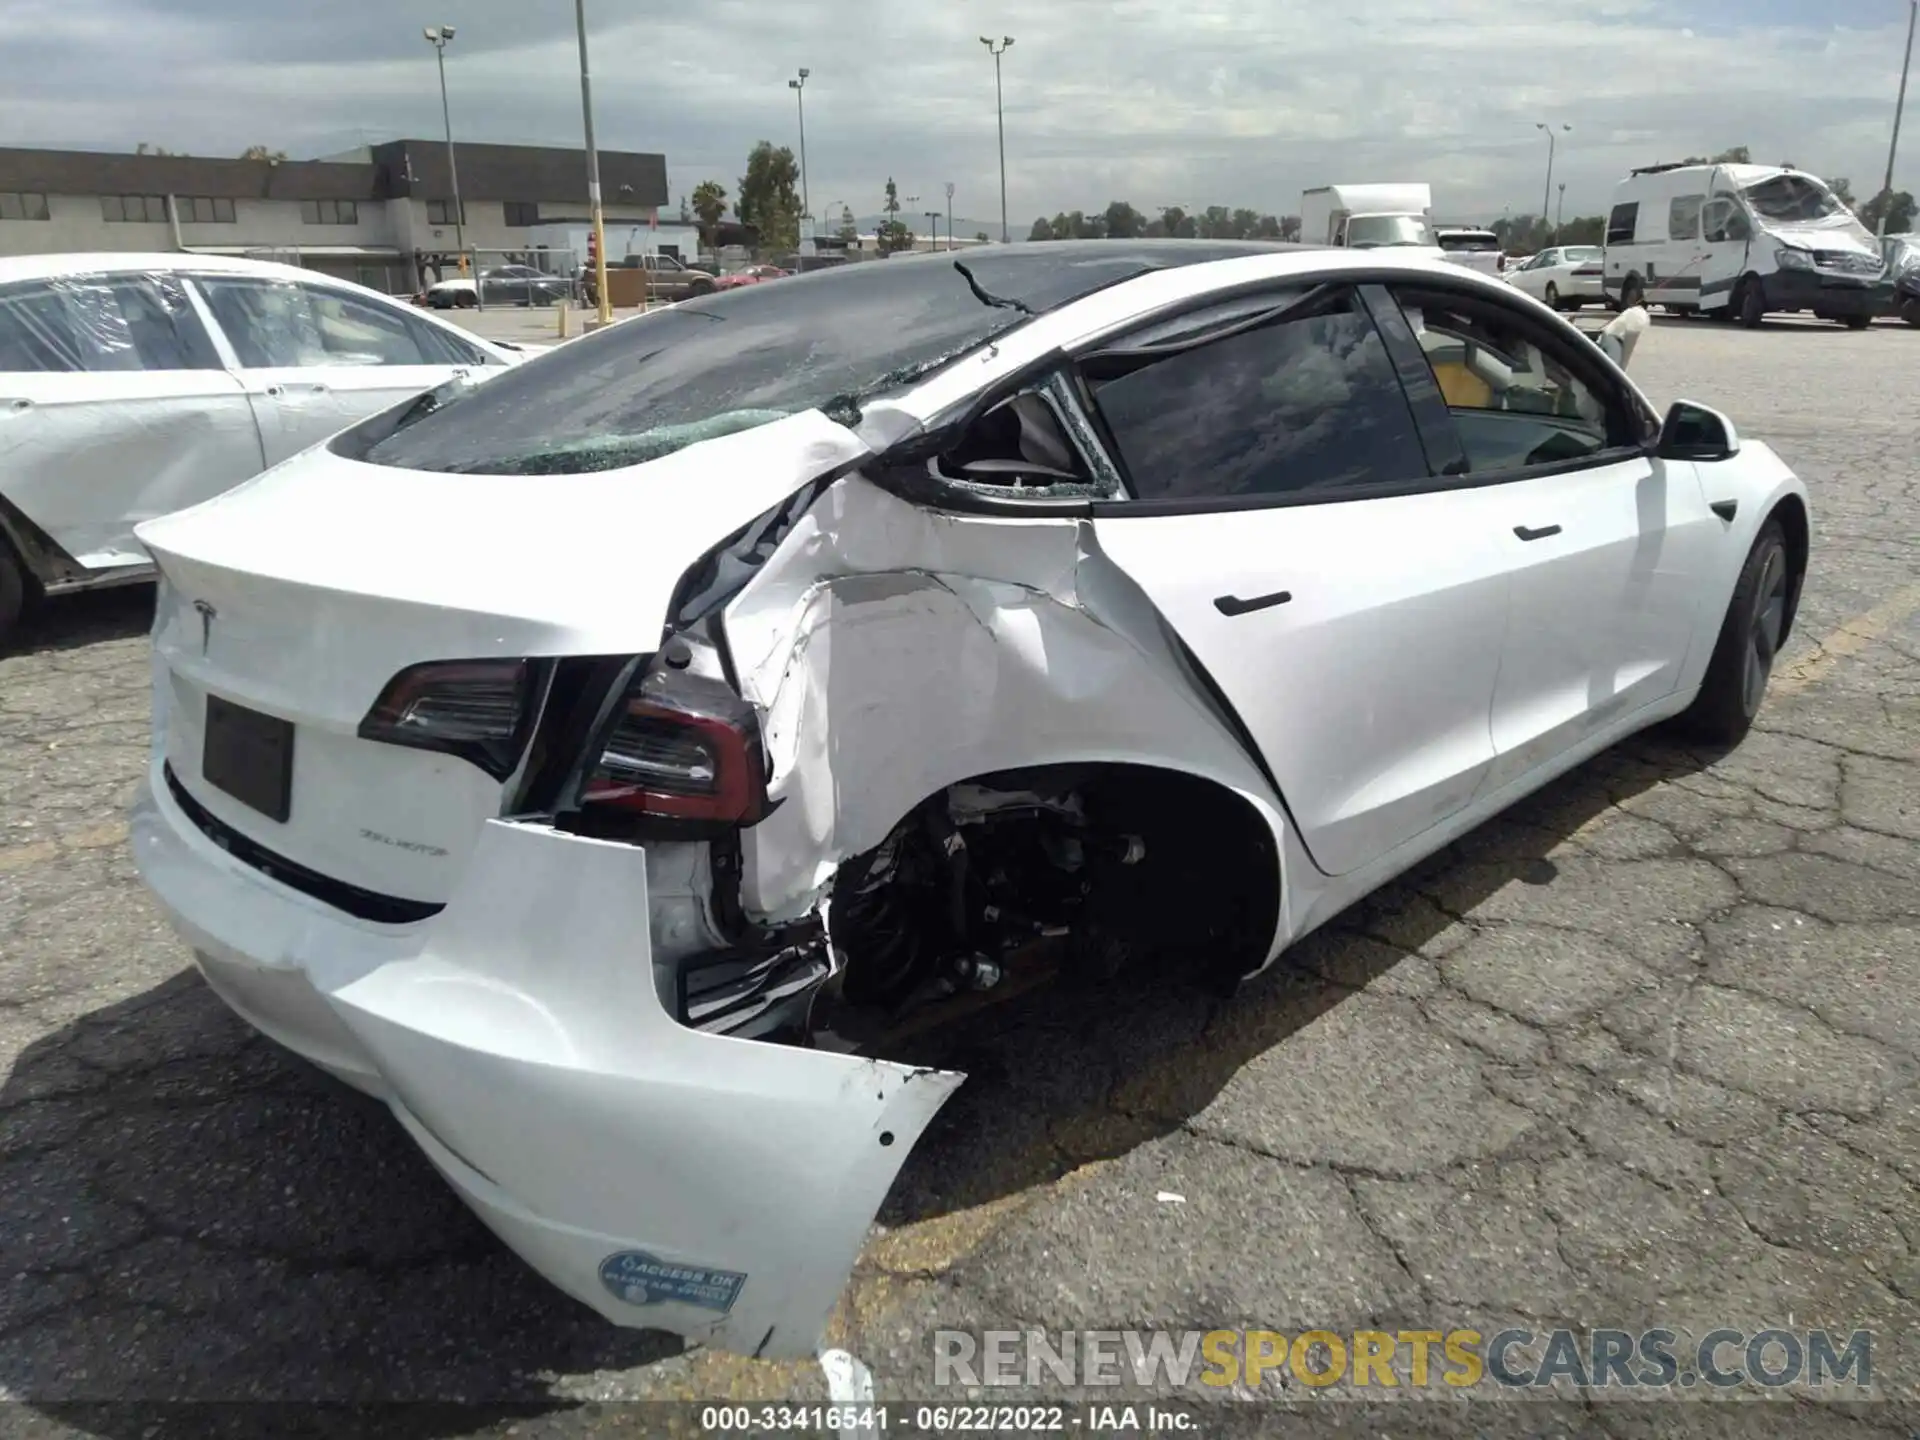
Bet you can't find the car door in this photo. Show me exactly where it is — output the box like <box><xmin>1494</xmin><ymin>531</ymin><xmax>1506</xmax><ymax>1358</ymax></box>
<box><xmin>1078</xmin><ymin>283</ymin><xmax>1512</xmax><ymax>879</ymax></box>
<box><xmin>1380</xmin><ymin>284</ymin><xmax>1721</xmax><ymax>795</ymax></box>
<box><xmin>191</xmin><ymin>274</ymin><xmax>479</xmax><ymax>464</ymax></box>
<box><xmin>1514</xmin><ymin>250</ymin><xmax>1556</xmax><ymax>301</ymax></box>
<box><xmin>0</xmin><ymin>271</ymin><xmax>262</xmax><ymax>570</ymax></box>
<box><xmin>1699</xmin><ymin>196</ymin><xmax>1754</xmax><ymax>312</ymax></box>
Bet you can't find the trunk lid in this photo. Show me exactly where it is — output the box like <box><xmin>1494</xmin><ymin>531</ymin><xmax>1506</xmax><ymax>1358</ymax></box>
<box><xmin>138</xmin><ymin>411</ymin><xmax>866</xmax><ymax>908</ymax></box>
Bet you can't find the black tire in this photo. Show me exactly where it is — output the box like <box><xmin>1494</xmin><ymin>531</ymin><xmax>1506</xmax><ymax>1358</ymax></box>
<box><xmin>1544</xmin><ymin>282</ymin><xmax>1561</xmax><ymax>309</ymax></box>
<box><xmin>0</xmin><ymin>540</ymin><xmax>27</xmax><ymax>651</ymax></box>
<box><xmin>1902</xmin><ymin>297</ymin><xmax>1920</xmax><ymax>328</ymax></box>
<box><xmin>1842</xmin><ymin>312</ymin><xmax>1872</xmax><ymax>330</ymax></box>
<box><xmin>1621</xmin><ymin>275</ymin><xmax>1645</xmax><ymax>308</ymax></box>
<box><xmin>1734</xmin><ymin>276</ymin><xmax>1766</xmax><ymax>329</ymax></box>
<box><xmin>1680</xmin><ymin>520</ymin><xmax>1792</xmax><ymax>747</ymax></box>
<box><xmin>454</xmin><ymin>291</ymin><xmax>477</xmax><ymax>310</ymax></box>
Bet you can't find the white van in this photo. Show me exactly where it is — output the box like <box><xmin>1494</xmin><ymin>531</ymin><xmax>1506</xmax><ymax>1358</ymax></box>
<box><xmin>1602</xmin><ymin>163</ymin><xmax>1890</xmax><ymax>327</ymax></box>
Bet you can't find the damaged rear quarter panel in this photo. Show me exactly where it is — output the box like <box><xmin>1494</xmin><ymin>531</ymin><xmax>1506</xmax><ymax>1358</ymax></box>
<box><xmin>719</xmin><ymin>475</ymin><xmax>1291</xmax><ymax>946</ymax></box>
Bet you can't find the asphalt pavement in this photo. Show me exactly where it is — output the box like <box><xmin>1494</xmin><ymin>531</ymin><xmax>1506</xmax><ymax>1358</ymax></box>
<box><xmin>1</xmin><ymin>314</ymin><xmax>1917</xmax><ymax>1434</ymax></box>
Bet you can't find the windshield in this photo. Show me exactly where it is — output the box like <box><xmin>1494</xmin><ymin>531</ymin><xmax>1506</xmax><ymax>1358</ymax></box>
<box><xmin>1438</xmin><ymin>232</ymin><xmax>1499</xmax><ymax>252</ymax></box>
<box><xmin>1741</xmin><ymin>174</ymin><xmax>1846</xmax><ymax>225</ymax></box>
<box><xmin>1347</xmin><ymin>214</ymin><xmax>1434</xmax><ymax>248</ymax></box>
<box><xmin>356</xmin><ymin>243</ymin><xmax>1279</xmax><ymax>476</ymax></box>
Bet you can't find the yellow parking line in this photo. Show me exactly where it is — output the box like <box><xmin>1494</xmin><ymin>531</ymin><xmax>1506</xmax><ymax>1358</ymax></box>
<box><xmin>1774</xmin><ymin>582</ymin><xmax>1920</xmax><ymax>696</ymax></box>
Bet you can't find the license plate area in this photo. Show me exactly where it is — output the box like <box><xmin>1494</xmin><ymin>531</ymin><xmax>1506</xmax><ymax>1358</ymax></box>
<box><xmin>202</xmin><ymin>694</ymin><xmax>295</xmax><ymax>823</ymax></box>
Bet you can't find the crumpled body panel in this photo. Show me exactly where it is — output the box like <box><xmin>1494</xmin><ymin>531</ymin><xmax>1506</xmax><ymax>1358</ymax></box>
<box><xmin>722</xmin><ymin>475</ymin><xmax>1292</xmax><ymax>947</ymax></box>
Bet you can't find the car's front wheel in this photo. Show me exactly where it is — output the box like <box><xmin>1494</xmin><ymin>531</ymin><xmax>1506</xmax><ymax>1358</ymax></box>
<box><xmin>1544</xmin><ymin>282</ymin><xmax>1561</xmax><ymax>309</ymax></box>
<box><xmin>1680</xmin><ymin>520</ymin><xmax>1791</xmax><ymax>746</ymax></box>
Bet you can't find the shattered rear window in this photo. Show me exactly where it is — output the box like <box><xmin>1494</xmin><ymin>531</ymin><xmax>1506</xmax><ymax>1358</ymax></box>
<box><xmin>352</xmin><ymin>242</ymin><xmax>1290</xmax><ymax>476</ymax></box>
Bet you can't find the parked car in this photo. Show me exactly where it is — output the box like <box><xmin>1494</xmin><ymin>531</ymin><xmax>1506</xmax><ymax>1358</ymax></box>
<box><xmin>129</xmin><ymin>242</ymin><xmax>1809</xmax><ymax>1360</ymax></box>
<box><xmin>1884</xmin><ymin>232</ymin><xmax>1920</xmax><ymax>327</ymax></box>
<box><xmin>712</xmin><ymin>264</ymin><xmax>790</xmax><ymax>291</ymax></box>
<box><xmin>0</xmin><ymin>253</ymin><xmax>523</xmax><ymax>645</ymax></box>
<box><xmin>426</xmin><ymin>265</ymin><xmax>574</xmax><ymax>309</ymax></box>
<box><xmin>1435</xmin><ymin>225</ymin><xmax>1506</xmax><ymax>276</ymax></box>
<box><xmin>1506</xmin><ymin>245</ymin><xmax>1607</xmax><ymax>310</ymax></box>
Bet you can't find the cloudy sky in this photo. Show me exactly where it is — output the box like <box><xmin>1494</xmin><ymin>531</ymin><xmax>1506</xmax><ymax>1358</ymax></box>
<box><xmin>1</xmin><ymin>0</ymin><xmax>1912</xmax><ymax>230</ymax></box>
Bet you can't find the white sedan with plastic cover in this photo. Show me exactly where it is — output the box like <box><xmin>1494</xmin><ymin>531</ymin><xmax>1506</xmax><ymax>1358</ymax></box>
<box><xmin>131</xmin><ymin>241</ymin><xmax>1811</xmax><ymax>1358</ymax></box>
<box><xmin>0</xmin><ymin>253</ymin><xmax>523</xmax><ymax>646</ymax></box>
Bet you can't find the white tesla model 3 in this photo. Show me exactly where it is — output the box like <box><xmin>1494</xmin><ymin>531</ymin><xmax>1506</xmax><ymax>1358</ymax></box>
<box><xmin>129</xmin><ymin>241</ymin><xmax>1810</xmax><ymax>1358</ymax></box>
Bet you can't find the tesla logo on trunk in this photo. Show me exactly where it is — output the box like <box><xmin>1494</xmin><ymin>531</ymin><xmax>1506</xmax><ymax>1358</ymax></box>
<box><xmin>193</xmin><ymin>600</ymin><xmax>216</xmax><ymax>655</ymax></box>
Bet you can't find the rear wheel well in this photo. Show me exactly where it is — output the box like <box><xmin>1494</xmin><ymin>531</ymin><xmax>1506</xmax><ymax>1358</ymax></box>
<box><xmin>1767</xmin><ymin>493</ymin><xmax>1810</xmax><ymax>645</ymax></box>
<box><xmin>825</xmin><ymin>762</ymin><xmax>1283</xmax><ymax>1023</ymax></box>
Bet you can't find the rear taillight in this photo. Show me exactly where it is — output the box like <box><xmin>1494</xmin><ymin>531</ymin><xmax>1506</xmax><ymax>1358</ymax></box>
<box><xmin>358</xmin><ymin>659</ymin><xmax>544</xmax><ymax>779</ymax></box>
<box><xmin>573</xmin><ymin>666</ymin><xmax>767</xmax><ymax>834</ymax></box>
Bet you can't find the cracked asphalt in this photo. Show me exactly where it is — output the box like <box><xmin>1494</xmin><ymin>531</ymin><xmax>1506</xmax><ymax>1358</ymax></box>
<box><xmin>1</xmin><ymin>318</ymin><xmax>1917</xmax><ymax>1434</ymax></box>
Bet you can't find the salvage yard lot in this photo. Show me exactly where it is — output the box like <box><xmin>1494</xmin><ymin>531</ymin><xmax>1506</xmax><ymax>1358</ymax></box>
<box><xmin>2</xmin><ymin>318</ymin><xmax>1917</xmax><ymax>1429</ymax></box>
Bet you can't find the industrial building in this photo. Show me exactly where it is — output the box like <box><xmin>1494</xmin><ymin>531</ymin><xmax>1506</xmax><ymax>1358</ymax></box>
<box><xmin>0</xmin><ymin>139</ymin><xmax>673</xmax><ymax>292</ymax></box>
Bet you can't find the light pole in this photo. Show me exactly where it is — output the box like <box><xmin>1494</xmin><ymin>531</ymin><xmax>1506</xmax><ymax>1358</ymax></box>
<box><xmin>1557</xmin><ymin>182</ymin><xmax>1567</xmax><ymax>234</ymax></box>
<box><xmin>788</xmin><ymin>69</ymin><xmax>811</xmax><ymax>224</ymax></box>
<box><xmin>945</xmin><ymin>181</ymin><xmax>956</xmax><ymax>249</ymax></box>
<box><xmin>1537</xmin><ymin>122</ymin><xmax>1571</xmax><ymax>244</ymax></box>
<box><xmin>1880</xmin><ymin>0</ymin><xmax>1917</xmax><ymax>235</ymax></box>
<box><xmin>925</xmin><ymin>209</ymin><xmax>941</xmax><ymax>250</ymax></box>
<box><xmin>904</xmin><ymin>193</ymin><xmax>920</xmax><ymax>245</ymax></box>
<box><xmin>573</xmin><ymin>0</ymin><xmax>611</xmax><ymax>324</ymax></box>
<box><xmin>980</xmin><ymin>36</ymin><xmax>1014</xmax><ymax>242</ymax></box>
<box><xmin>423</xmin><ymin>26</ymin><xmax>470</xmax><ymax>300</ymax></box>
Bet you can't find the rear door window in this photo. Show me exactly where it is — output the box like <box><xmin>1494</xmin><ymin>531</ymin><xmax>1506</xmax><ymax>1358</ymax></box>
<box><xmin>1082</xmin><ymin>287</ymin><xmax>1432</xmax><ymax>502</ymax></box>
<box><xmin>0</xmin><ymin>274</ymin><xmax>221</xmax><ymax>373</ymax></box>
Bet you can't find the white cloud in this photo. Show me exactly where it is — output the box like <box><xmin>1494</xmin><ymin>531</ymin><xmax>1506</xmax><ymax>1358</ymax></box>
<box><xmin>0</xmin><ymin>0</ymin><xmax>1911</xmax><ymax>228</ymax></box>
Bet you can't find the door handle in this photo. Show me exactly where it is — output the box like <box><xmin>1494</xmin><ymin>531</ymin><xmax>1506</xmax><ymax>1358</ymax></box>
<box><xmin>1514</xmin><ymin>524</ymin><xmax>1562</xmax><ymax>542</ymax></box>
<box><xmin>1214</xmin><ymin>589</ymin><xmax>1292</xmax><ymax>617</ymax></box>
<box><xmin>263</xmin><ymin>384</ymin><xmax>283</xmax><ymax>397</ymax></box>
<box><xmin>1709</xmin><ymin>500</ymin><xmax>1738</xmax><ymax>522</ymax></box>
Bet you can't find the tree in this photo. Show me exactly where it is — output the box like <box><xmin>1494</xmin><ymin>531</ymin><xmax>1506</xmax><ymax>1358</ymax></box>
<box><xmin>1029</xmin><ymin>216</ymin><xmax>1055</xmax><ymax>241</ymax></box>
<box><xmin>1156</xmin><ymin>206</ymin><xmax>1195</xmax><ymax>239</ymax></box>
<box><xmin>1102</xmin><ymin>200</ymin><xmax>1146</xmax><ymax>239</ymax></box>
<box><xmin>690</xmin><ymin>180</ymin><xmax>729</xmax><ymax>248</ymax></box>
<box><xmin>1229</xmin><ymin>208</ymin><xmax>1261</xmax><ymax>240</ymax></box>
<box><xmin>737</xmin><ymin>142</ymin><xmax>800</xmax><ymax>252</ymax></box>
<box><xmin>135</xmin><ymin>142</ymin><xmax>175</xmax><ymax>156</ymax></box>
<box><xmin>1863</xmin><ymin>188</ymin><xmax>1917</xmax><ymax>235</ymax></box>
<box><xmin>1676</xmin><ymin>145</ymin><xmax>1753</xmax><ymax>167</ymax></box>
<box><xmin>239</xmin><ymin>145</ymin><xmax>286</xmax><ymax>162</ymax></box>
<box><xmin>975</xmin><ymin>231</ymin><xmax>989</xmax><ymax>242</ymax></box>
<box><xmin>880</xmin><ymin>178</ymin><xmax>914</xmax><ymax>254</ymax></box>
<box><xmin>1830</xmin><ymin>176</ymin><xmax>1859</xmax><ymax>211</ymax></box>
<box><xmin>1558</xmin><ymin>214</ymin><xmax>1606</xmax><ymax>246</ymax></box>
<box><xmin>837</xmin><ymin>205</ymin><xmax>859</xmax><ymax>243</ymax></box>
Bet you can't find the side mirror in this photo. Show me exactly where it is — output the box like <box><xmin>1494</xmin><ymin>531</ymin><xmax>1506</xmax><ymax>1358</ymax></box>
<box><xmin>1658</xmin><ymin>400</ymin><xmax>1741</xmax><ymax>462</ymax></box>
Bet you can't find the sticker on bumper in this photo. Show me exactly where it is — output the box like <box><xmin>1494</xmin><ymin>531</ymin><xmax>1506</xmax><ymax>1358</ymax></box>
<box><xmin>599</xmin><ymin>1251</ymin><xmax>747</xmax><ymax>1313</ymax></box>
